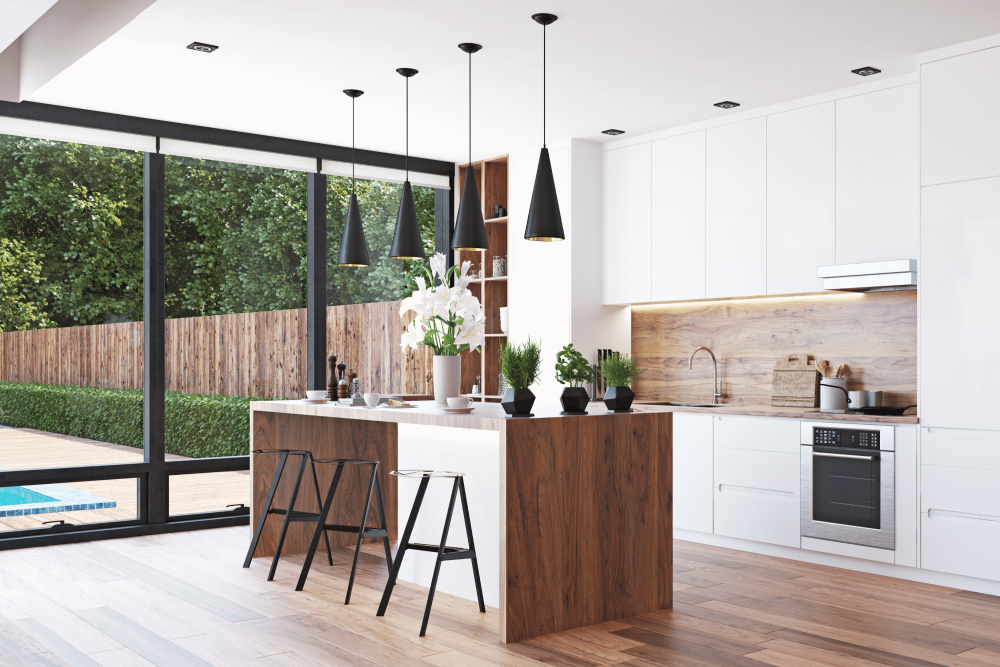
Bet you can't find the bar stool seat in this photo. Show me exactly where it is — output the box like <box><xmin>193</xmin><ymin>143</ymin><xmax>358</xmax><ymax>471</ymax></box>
<box><xmin>376</xmin><ymin>469</ymin><xmax>485</xmax><ymax>636</ymax></box>
<box><xmin>243</xmin><ymin>449</ymin><xmax>333</xmax><ymax>582</ymax></box>
<box><xmin>294</xmin><ymin>458</ymin><xmax>393</xmax><ymax>605</ymax></box>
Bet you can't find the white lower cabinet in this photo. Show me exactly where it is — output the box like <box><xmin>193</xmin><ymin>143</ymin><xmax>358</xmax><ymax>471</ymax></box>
<box><xmin>921</xmin><ymin>427</ymin><xmax>1000</xmax><ymax>582</ymax></box>
<box><xmin>714</xmin><ymin>446</ymin><xmax>800</xmax><ymax>548</ymax></box>
<box><xmin>673</xmin><ymin>414</ymin><xmax>714</xmax><ymax>534</ymax></box>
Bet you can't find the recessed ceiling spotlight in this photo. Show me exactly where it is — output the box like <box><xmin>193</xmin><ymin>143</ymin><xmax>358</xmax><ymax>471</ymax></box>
<box><xmin>602</xmin><ymin>129</ymin><xmax>625</xmax><ymax>136</ymax></box>
<box><xmin>852</xmin><ymin>66</ymin><xmax>881</xmax><ymax>76</ymax></box>
<box><xmin>714</xmin><ymin>101</ymin><xmax>740</xmax><ymax>109</ymax></box>
<box><xmin>187</xmin><ymin>42</ymin><xmax>218</xmax><ymax>53</ymax></box>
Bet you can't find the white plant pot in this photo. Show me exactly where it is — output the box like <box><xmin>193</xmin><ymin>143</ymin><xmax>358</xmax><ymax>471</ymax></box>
<box><xmin>499</xmin><ymin>307</ymin><xmax>509</xmax><ymax>335</ymax></box>
<box><xmin>433</xmin><ymin>355</ymin><xmax>462</xmax><ymax>406</ymax></box>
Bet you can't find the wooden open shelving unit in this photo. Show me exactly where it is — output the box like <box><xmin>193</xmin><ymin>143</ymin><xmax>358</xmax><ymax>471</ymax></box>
<box><xmin>455</xmin><ymin>154</ymin><xmax>508</xmax><ymax>402</ymax></box>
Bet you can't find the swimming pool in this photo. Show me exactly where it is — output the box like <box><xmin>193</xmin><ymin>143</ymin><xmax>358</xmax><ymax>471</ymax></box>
<box><xmin>0</xmin><ymin>467</ymin><xmax>117</xmax><ymax>518</ymax></box>
<box><xmin>0</xmin><ymin>486</ymin><xmax>56</xmax><ymax>506</ymax></box>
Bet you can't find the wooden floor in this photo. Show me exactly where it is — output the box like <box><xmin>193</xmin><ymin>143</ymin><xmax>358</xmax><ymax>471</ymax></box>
<box><xmin>0</xmin><ymin>427</ymin><xmax>250</xmax><ymax>531</ymax></box>
<box><xmin>0</xmin><ymin>528</ymin><xmax>999</xmax><ymax>666</ymax></box>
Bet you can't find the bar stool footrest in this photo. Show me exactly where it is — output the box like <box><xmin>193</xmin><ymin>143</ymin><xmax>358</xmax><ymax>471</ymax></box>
<box><xmin>267</xmin><ymin>509</ymin><xmax>321</xmax><ymax>522</ymax></box>
<box><xmin>321</xmin><ymin>524</ymin><xmax>389</xmax><ymax>539</ymax></box>
<box><xmin>406</xmin><ymin>543</ymin><xmax>476</xmax><ymax>561</ymax></box>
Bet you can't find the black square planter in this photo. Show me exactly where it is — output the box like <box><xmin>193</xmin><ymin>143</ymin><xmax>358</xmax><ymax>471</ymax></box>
<box><xmin>603</xmin><ymin>386</ymin><xmax>635</xmax><ymax>412</ymax></box>
<box><xmin>559</xmin><ymin>387</ymin><xmax>590</xmax><ymax>415</ymax></box>
<box><xmin>501</xmin><ymin>388</ymin><xmax>536</xmax><ymax>417</ymax></box>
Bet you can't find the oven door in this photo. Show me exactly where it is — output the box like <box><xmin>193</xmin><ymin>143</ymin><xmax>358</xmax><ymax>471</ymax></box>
<box><xmin>801</xmin><ymin>445</ymin><xmax>895</xmax><ymax>550</ymax></box>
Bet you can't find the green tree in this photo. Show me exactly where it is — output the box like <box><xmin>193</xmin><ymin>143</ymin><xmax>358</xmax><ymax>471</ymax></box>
<box><xmin>0</xmin><ymin>237</ymin><xmax>56</xmax><ymax>331</ymax></box>
<box><xmin>0</xmin><ymin>135</ymin><xmax>144</xmax><ymax>327</ymax></box>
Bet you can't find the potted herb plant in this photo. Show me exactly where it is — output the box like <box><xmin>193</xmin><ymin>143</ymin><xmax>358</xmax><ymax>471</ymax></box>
<box><xmin>554</xmin><ymin>343</ymin><xmax>595</xmax><ymax>414</ymax></box>
<box><xmin>599</xmin><ymin>352</ymin><xmax>645</xmax><ymax>412</ymax></box>
<box><xmin>498</xmin><ymin>338</ymin><xmax>542</xmax><ymax>417</ymax></box>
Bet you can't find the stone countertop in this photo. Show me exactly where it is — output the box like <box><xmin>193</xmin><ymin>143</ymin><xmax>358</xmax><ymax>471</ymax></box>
<box><xmin>249</xmin><ymin>399</ymin><xmax>656</xmax><ymax>432</ymax></box>
<box><xmin>634</xmin><ymin>401</ymin><xmax>919</xmax><ymax>424</ymax></box>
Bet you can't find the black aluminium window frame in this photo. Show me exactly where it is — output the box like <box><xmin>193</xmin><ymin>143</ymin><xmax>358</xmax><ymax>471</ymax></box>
<box><xmin>0</xmin><ymin>101</ymin><xmax>455</xmax><ymax>550</ymax></box>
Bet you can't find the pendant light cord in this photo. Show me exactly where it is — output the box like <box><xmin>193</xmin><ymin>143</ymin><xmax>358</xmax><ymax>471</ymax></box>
<box><xmin>469</xmin><ymin>50</ymin><xmax>472</xmax><ymax>168</ymax></box>
<box><xmin>351</xmin><ymin>96</ymin><xmax>355</xmax><ymax>193</ymax></box>
<box><xmin>543</xmin><ymin>23</ymin><xmax>546</xmax><ymax>148</ymax></box>
<box><xmin>405</xmin><ymin>76</ymin><xmax>409</xmax><ymax>181</ymax></box>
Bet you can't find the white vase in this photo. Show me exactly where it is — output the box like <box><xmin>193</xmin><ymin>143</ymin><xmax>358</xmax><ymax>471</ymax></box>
<box><xmin>499</xmin><ymin>307</ymin><xmax>509</xmax><ymax>335</ymax></box>
<box><xmin>433</xmin><ymin>355</ymin><xmax>461</xmax><ymax>406</ymax></box>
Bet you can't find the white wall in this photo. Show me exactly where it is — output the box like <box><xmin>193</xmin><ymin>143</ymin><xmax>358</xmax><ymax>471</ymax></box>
<box><xmin>509</xmin><ymin>140</ymin><xmax>630</xmax><ymax>403</ymax></box>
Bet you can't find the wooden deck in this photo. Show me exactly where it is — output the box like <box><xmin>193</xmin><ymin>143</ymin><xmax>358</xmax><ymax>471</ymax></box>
<box><xmin>0</xmin><ymin>428</ymin><xmax>249</xmax><ymax>531</ymax></box>
<box><xmin>0</xmin><ymin>527</ymin><xmax>998</xmax><ymax>665</ymax></box>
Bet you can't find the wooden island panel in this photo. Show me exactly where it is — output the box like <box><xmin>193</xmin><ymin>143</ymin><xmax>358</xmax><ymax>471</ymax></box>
<box><xmin>501</xmin><ymin>411</ymin><xmax>672</xmax><ymax>643</ymax></box>
<box><xmin>250</xmin><ymin>411</ymin><xmax>397</xmax><ymax>558</ymax></box>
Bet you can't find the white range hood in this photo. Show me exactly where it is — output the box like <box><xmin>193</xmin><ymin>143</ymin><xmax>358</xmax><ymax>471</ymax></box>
<box><xmin>818</xmin><ymin>260</ymin><xmax>917</xmax><ymax>292</ymax></box>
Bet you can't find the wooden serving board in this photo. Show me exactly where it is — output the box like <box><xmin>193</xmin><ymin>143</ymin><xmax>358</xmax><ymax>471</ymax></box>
<box><xmin>772</xmin><ymin>352</ymin><xmax>819</xmax><ymax>407</ymax></box>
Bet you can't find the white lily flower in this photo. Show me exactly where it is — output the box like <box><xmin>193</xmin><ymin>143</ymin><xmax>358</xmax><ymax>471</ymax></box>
<box><xmin>429</xmin><ymin>253</ymin><xmax>447</xmax><ymax>281</ymax></box>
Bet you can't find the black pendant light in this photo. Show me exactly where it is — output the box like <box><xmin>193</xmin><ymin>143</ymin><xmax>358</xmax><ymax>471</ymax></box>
<box><xmin>524</xmin><ymin>12</ymin><xmax>565</xmax><ymax>242</ymax></box>
<box><xmin>390</xmin><ymin>67</ymin><xmax>426</xmax><ymax>260</ymax></box>
<box><xmin>338</xmin><ymin>89</ymin><xmax>370</xmax><ymax>267</ymax></box>
<box><xmin>452</xmin><ymin>43</ymin><xmax>489</xmax><ymax>252</ymax></box>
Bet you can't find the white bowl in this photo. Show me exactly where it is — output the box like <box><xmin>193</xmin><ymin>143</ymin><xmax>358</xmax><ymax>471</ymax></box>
<box><xmin>306</xmin><ymin>390</ymin><xmax>327</xmax><ymax>400</ymax></box>
<box><xmin>447</xmin><ymin>397</ymin><xmax>472</xmax><ymax>409</ymax></box>
<box><xmin>364</xmin><ymin>392</ymin><xmax>381</xmax><ymax>407</ymax></box>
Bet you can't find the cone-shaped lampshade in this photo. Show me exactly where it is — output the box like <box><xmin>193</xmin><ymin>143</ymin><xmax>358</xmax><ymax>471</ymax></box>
<box><xmin>390</xmin><ymin>181</ymin><xmax>425</xmax><ymax>259</ymax></box>
<box><xmin>452</xmin><ymin>166</ymin><xmax>489</xmax><ymax>251</ymax></box>
<box><xmin>338</xmin><ymin>193</ymin><xmax>370</xmax><ymax>267</ymax></box>
<box><xmin>524</xmin><ymin>147</ymin><xmax>564</xmax><ymax>241</ymax></box>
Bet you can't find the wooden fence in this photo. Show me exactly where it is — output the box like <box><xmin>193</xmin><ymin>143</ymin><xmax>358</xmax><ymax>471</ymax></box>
<box><xmin>0</xmin><ymin>302</ymin><xmax>432</xmax><ymax>399</ymax></box>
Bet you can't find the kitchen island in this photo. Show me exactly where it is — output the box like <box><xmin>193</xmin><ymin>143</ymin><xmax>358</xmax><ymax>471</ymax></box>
<box><xmin>249</xmin><ymin>400</ymin><xmax>672</xmax><ymax>643</ymax></box>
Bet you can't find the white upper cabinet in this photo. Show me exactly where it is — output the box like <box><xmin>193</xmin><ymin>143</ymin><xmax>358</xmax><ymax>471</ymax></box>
<box><xmin>651</xmin><ymin>132</ymin><xmax>706</xmax><ymax>302</ymax></box>
<box><xmin>835</xmin><ymin>85</ymin><xmax>919</xmax><ymax>265</ymax></box>
<box><xmin>706</xmin><ymin>118</ymin><xmax>767</xmax><ymax>298</ymax></box>
<box><xmin>922</xmin><ymin>46</ymin><xmax>1000</xmax><ymax>186</ymax></box>
<box><xmin>921</xmin><ymin>176</ymin><xmax>1000</xmax><ymax>430</ymax></box>
<box><xmin>766</xmin><ymin>103</ymin><xmax>836</xmax><ymax>295</ymax></box>
<box><xmin>603</xmin><ymin>142</ymin><xmax>651</xmax><ymax>305</ymax></box>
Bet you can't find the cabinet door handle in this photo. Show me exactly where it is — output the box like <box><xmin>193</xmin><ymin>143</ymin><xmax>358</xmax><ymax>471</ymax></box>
<box><xmin>718</xmin><ymin>484</ymin><xmax>795</xmax><ymax>498</ymax></box>
<box><xmin>814</xmin><ymin>452</ymin><xmax>878</xmax><ymax>461</ymax></box>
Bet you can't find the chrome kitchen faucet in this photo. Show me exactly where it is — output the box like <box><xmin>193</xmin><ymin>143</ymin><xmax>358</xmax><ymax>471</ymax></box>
<box><xmin>689</xmin><ymin>346</ymin><xmax>723</xmax><ymax>405</ymax></box>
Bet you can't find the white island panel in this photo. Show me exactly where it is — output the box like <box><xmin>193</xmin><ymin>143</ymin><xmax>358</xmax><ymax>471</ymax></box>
<box><xmin>396</xmin><ymin>423</ymin><xmax>501</xmax><ymax>609</ymax></box>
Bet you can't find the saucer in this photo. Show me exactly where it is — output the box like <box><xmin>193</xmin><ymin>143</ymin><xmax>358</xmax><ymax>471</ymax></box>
<box><xmin>442</xmin><ymin>406</ymin><xmax>475</xmax><ymax>414</ymax></box>
<box><xmin>300</xmin><ymin>398</ymin><xmax>330</xmax><ymax>404</ymax></box>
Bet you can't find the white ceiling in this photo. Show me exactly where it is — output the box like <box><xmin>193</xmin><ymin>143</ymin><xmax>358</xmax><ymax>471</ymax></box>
<box><xmin>22</xmin><ymin>0</ymin><xmax>1000</xmax><ymax>163</ymax></box>
<box><xmin>0</xmin><ymin>0</ymin><xmax>58</xmax><ymax>53</ymax></box>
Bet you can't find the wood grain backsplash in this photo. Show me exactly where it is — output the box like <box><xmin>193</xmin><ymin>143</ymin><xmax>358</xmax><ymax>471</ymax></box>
<box><xmin>632</xmin><ymin>290</ymin><xmax>916</xmax><ymax>407</ymax></box>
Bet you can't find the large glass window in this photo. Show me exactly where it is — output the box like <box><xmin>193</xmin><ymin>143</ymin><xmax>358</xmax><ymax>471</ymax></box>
<box><xmin>326</xmin><ymin>176</ymin><xmax>436</xmax><ymax>306</ymax></box>
<box><xmin>0</xmin><ymin>133</ymin><xmax>143</xmax><ymax>530</ymax></box>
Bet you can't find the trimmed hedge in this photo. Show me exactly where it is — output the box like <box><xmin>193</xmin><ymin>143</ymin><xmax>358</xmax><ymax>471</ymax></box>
<box><xmin>0</xmin><ymin>382</ymin><xmax>256</xmax><ymax>458</ymax></box>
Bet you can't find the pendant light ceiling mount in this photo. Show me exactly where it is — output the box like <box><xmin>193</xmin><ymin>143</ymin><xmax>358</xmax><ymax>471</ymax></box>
<box><xmin>390</xmin><ymin>67</ymin><xmax>426</xmax><ymax>260</ymax></box>
<box><xmin>524</xmin><ymin>11</ymin><xmax>565</xmax><ymax>242</ymax></box>
<box><xmin>452</xmin><ymin>42</ymin><xmax>489</xmax><ymax>253</ymax></box>
<box><xmin>338</xmin><ymin>88</ymin><xmax>370</xmax><ymax>267</ymax></box>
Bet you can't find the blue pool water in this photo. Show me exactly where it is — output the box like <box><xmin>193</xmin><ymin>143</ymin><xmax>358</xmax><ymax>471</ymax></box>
<box><xmin>0</xmin><ymin>486</ymin><xmax>57</xmax><ymax>506</ymax></box>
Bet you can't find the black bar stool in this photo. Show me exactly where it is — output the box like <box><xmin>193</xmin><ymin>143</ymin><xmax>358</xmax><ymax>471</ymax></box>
<box><xmin>294</xmin><ymin>458</ymin><xmax>393</xmax><ymax>605</ymax></box>
<box><xmin>243</xmin><ymin>449</ymin><xmax>333</xmax><ymax>581</ymax></box>
<box><xmin>376</xmin><ymin>470</ymin><xmax>485</xmax><ymax>637</ymax></box>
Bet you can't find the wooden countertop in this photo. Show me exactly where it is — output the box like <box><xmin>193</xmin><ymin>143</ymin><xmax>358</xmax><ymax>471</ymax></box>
<box><xmin>634</xmin><ymin>401</ymin><xmax>919</xmax><ymax>424</ymax></box>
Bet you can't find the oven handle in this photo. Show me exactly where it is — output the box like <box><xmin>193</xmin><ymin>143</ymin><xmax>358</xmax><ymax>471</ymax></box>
<box><xmin>813</xmin><ymin>451</ymin><xmax>879</xmax><ymax>461</ymax></box>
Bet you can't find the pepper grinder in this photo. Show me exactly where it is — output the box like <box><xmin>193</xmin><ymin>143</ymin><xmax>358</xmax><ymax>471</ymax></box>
<box><xmin>337</xmin><ymin>362</ymin><xmax>349</xmax><ymax>399</ymax></box>
<box><xmin>326</xmin><ymin>354</ymin><xmax>338</xmax><ymax>400</ymax></box>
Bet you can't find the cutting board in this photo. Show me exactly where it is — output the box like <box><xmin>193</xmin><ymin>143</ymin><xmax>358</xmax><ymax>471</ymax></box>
<box><xmin>771</xmin><ymin>352</ymin><xmax>820</xmax><ymax>408</ymax></box>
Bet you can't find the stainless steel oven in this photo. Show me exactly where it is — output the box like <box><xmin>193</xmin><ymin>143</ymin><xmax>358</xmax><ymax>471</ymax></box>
<box><xmin>801</xmin><ymin>421</ymin><xmax>895</xmax><ymax>550</ymax></box>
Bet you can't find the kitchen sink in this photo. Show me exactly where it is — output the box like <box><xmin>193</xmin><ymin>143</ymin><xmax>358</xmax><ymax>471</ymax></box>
<box><xmin>645</xmin><ymin>401</ymin><xmax>721</xmax><ymax>408</ymax></box>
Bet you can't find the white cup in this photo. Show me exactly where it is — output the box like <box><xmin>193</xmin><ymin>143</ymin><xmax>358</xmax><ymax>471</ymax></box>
<box><xmin>364</xmin><ymin>392</ymin><xmax>380</xmax><ymax>407</ymax></box>
<box><xmin>447</xmin><ymin>397</ymin><xmax>472</xmax><ymax>409</ymax></box>
<box><xmin>499</xmin><ymin>307</ymin><xmax>509</xmax><ymax>335</ymax></box>
<box><xmin>306</xmin><ymin>390</ymin><xmax>326</xmax><ymax>400</ymax></box>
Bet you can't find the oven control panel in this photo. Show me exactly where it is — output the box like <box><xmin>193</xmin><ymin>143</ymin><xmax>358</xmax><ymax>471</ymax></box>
<box><xmin>814</xmin><ymin>427</ymin><xmax>880</xmax><ymax>450</ymax></box>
